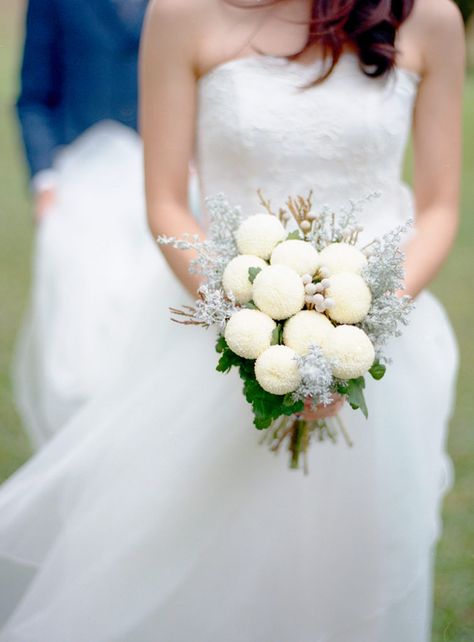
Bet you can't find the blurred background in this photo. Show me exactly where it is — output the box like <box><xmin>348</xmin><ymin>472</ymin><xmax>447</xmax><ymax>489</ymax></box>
<box><xmin>0</xmin><ymin>1</ymin><xmax>473</xmax><ymax>639</ymax></box>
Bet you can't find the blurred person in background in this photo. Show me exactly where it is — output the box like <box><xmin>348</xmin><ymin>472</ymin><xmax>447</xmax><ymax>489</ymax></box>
<box><xmin>14</xmin><ymin>0</ymin><xmax>198</xmax><ymax>447</ymax></box>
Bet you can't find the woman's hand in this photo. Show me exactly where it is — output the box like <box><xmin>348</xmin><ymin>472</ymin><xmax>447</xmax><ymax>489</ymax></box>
<box><xmin>34</xmin><ymin>188</ymin><xmax>56</xmax><ymax>223</ymax></box>
<box><xmin>302</xmin><ymin>393</ymin><xmax>345</xmax><ymax>421</ymax></box>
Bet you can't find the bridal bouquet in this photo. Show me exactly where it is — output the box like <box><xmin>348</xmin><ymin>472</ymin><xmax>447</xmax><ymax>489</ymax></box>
<box><xmin>157</xmin><ymin>192</ymin><xmax>413</xmax><ymax>473</ymax></box>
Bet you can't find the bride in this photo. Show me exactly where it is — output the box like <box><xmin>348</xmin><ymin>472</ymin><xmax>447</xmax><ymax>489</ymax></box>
<box><xmin>0</xmin><ymin>0</ymin><xmax>463</xmax><ymax>640</ymax></box>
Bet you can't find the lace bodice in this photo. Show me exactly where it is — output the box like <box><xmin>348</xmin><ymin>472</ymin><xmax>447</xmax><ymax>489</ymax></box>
<box><xmin>196</xmin><ymin>52</ymin><xmax>420</xmax><ymax>242</ymax></box>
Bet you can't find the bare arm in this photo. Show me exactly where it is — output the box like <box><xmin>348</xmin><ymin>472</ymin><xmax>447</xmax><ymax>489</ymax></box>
<box><xmin>140</xmin><ymin>0</ymin><xmax>206</xmax><ymax>295</ymax></box>
<box><xmin>402</xmin><ymin>0</ymin><xmax>465</xmax><ymax>298</ymax></box>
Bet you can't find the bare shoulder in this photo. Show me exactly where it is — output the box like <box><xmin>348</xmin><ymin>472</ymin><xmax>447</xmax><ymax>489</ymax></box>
<box><xmin>142</xmin><ymin>0</ymin><xmax>220</xmax><ymax>75</ymax></box>
<box><xmin>145</xmin><ymin>0</ymin><xmax>234</xmax><ymax>73</ymax></box>
<box><xmin>145</xmin><ymin>0</ymin><xmax>215</xmax><ymax>44</ymax></box>
<box><xmin>406</xmin><ymin>0</ymin><xmax>465</xmax><ymax>70</ymax></box>
<box><xmin>400</xmin><ymin>0</ymin><xmax>464</xmax><ymax>74</ymax></box>
<box><xmin>411</xmin><ymin>0</ymin><xmax>464</xmax><ymax>36</ymax></box>
<box><xmin>147</xmin><ymin>0</ymin><xmax>213</xmax><ymax>22</ymax></box>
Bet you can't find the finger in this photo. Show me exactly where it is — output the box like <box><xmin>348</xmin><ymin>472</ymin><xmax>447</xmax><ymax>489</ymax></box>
<box><xmin>304</xmin><ymin>400</ymin><xmax>345</xmax><ymax>420</ymax></box>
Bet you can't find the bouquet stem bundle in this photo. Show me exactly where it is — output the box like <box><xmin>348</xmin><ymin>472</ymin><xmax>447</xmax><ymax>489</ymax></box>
<box><xmin>261</xmin><ymin>414</ymin><xmax>352</xmax><ymax>474</ymax></box>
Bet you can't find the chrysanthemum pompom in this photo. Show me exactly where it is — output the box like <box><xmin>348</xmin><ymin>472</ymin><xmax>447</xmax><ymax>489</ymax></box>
<box><xmin>326</xmin><ymin>272</ymin><xmax>372</xmax><ymax>324</ymax></box>
<box><xmin>235</xmin><ymin>214</ymin><xmax>287</xmax><ymax>260</ymax></box>
<box><xmin>321</xmin><ymin>325</ymin><xmax>375</xmax><ymax>379</ymax></box>
<box><xmin>224</xmin><ymin>309</ymin><xmax>276</xmax><ymax>360</ymax></box>
<box><xmin>222</xmin><ymin>255</ymin><xmax>268</xmax><ymax>304</ymax></box>
<box><xmin>283</xmin><ymin>310</ymin><xmax>334</xmax><ymax>356</ymax></box>
<box><xmin>270</xmin><ymin>240</ymin><xmax>320</xmax><ymax>276</ymax></box>
<box><xmin>255</xmin><ymin>345</ymin><xmax>302</xmax><ymax>395</ymax></box>
<box><xmin>319</xmin><ymin>242</ymin><xmax>368</xmax><ymax>275</ymax></box>
<box><xmin>253</xmin><ymin>265</ymin><xmax>305</xmax><ymax>320</ymax></box>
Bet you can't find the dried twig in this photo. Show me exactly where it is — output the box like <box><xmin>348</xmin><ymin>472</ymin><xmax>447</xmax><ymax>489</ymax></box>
<box><xmin>257</xmin><ymin>189</ymin><xmax>276</xmax><ymax>216</ymax></box>
<box><xmin>169</xmin><ymin>307</ymin><xmax>209</xmax><ymax>327</ymax></box>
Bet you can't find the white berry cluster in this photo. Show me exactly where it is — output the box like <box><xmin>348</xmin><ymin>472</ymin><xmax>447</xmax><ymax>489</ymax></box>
<box><xmin>222</xmin><ymin>214</ymin><xmax>377</xmax><ymax>397</ymax></box>
<box><xmin>301</xmin><ymin>268</ymin><xmax>333</xmax><ymax>312</ymax></box>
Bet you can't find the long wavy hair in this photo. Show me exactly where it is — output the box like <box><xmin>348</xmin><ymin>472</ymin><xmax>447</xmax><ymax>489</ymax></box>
<box><xmin>224</xmin><ymin>0</ymin><xmax>415</xmax><ymax>82</ymax></box>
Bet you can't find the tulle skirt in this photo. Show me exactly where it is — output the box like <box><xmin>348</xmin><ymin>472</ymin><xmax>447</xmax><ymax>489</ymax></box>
<box><xmin>12</xmin><ymin>120</ymin><xmax>200</xmax><ymax>448</ymax></box>
<box><xmin>0</xmin><ymin>244</ymin><xmax>458</xmax><ymax>641</ymax></box>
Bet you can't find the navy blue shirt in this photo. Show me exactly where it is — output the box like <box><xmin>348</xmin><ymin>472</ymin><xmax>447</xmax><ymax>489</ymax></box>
<box><xmin>16</xmin><ymin>0</ymin><xmax>148</xmax><ymax>178</ymax></box>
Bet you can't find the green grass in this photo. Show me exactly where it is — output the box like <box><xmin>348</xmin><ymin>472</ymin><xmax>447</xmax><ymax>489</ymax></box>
<box><xmin>428</xmin><ymin>75</ymin><xmax>474</xmax><ymax>642</ymax></box>
<box><xmin>0</xmin><ymin>1</ymin><xmax>33</xmax><ymax>478</ymax></box>
<box><xmin>0</xmin><ymin>3</ymin><xmax>473</xmax><ymax>639</ymax></box>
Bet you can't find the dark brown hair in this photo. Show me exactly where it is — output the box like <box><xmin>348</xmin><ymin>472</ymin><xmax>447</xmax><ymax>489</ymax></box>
<box><xmin>225</xmin><ymin>0</ymin><xmax>415</xmax><ymax>82</ymax></box>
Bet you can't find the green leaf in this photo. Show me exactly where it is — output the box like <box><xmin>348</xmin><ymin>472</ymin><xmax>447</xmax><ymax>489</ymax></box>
<box><xmin>214</xmin><ymin>334</ymin><xmax>304</xmax><ymax>429</ymax></box>
<box><xmin>369</xmin><ymin>362</ymin><xmax>386</xmax><ymax>380</ymax></box>
<box><xmin>215</xmin><ymin>337</ymin><xmax>247</xmax><ymax>373</ymax></box>
<box><xmin>253</xmin><ymin>397</ymin><xmax>272</xmax><ymax>420</ymax></box>
<box><xmin>344</xmin><ymin>377</ymin><xmax>368</xmax><ymax>418</ymax></box>
<box><xmin>215</xmin><ymin>335</ymin><xmax>227</xmax><ymax>354</ymax></box>
<box><xmin>216</xmin><ymin>351</ymin><xmax>233</xmax><ymax>373</ymax></box>
<box><xmin>244</xmin><ymin>301</ymin><xmax>257</xmax><ymax>310</ymax></box>
<box><xmin>336</xmin><ymin>381</ymin><xmax>348</xmax><ymax>395</ymax></box>
<box><xmin>281</xmin><ymin>400</ymin><xmax>304</xmax><ymax>416</ymax></box>
<box><xmin>282</xmin><ymin>393</ymin><xmax>304</xmax><ymax>414</ymax></box>
<box><xmin>271</xmin><ymin>324</ymin><xmax>283</xmax><ymax>346</ymax></box>
<box><xmin>287</xmin><ymin>230</ymin><xmax>302</xmax><ymax>240</ymax></box>
<box><xmin>238</xmin><ymin>359</ymin><xmax>255</xmax><ymax>380</ymax></box>
<box><xmin>254</xmin><ymin>416</ymin><xmax>273</xmax><ymax>430</ymax></box>
<box><xmin>248</xmin><ymin>267</ymin><xmax>262</xmax><ymax>284</ymax></box>
<box><xmin>243</xmin><ymin>377</ymin><xmax>262</xmax><ymax>403</ymax></box>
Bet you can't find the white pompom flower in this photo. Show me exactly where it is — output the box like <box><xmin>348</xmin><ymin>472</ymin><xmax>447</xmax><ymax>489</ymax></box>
<box><xmin>270</xmin><ymin>240</ymin><xmax>320</xmax><ymax>276</ymax></box>
<box><xmin>321</xmin><ymin>325</ymin><xmax>375</xmax><ymax>379</ymax></box>
<box><xmin>255</xmin><ymin>345</ymin><xmax>302</xmax><ymax>395</ymax></box>
<box><xmin>283</xmin><ymin>310</ymin><xmax>334</xmax><ymax>356</ymax></box>
<box><xmin>325</xmin><ymin>272</ymin><xmax>372</xmax><ymax>324</ymax></box>
<box><xmin>224</xmin><ymin>309</ymin><xmax>276</xmax><ymax>360</ymax></box>
<box><xmin>222</xmin><ymin>254</ymin><xmax>268</xmax><ymax>304</ymax></box>
<box><xmin>235</xmin><ymin>214</ymin><xmax>287</xmax><ymax>260</ymax></box>
<box><xmin>319</xmin><ymin>242</ymin><xmax>368</xmax><ymax>275</ymax></box>
<box><xmin>253</xmin><ymin>265</ymin><xmax>305</xmax><ymax>320</ymax></box>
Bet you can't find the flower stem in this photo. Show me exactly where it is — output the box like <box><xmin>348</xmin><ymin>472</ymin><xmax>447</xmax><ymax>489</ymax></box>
<box><xmin>334</xmin><ymin>413</ymin><xmax>353</xmax><ymax>448</ymax></box>
<box><xmin>289</xmin><ymin>419</ymin><xmax>306</xmax><ymax>470</ymax></box>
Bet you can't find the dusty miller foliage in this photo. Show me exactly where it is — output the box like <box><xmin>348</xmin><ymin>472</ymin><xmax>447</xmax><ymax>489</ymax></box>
<box><xmin>307</xmin><ymin>193</ymin><xmax>381</xmax><ymax>250</ymax></box>
<box><xmin>293</xmin><ymin>346</ymin><xmax>335</xmax><ymax>407</ymax></box>
<box><xmin>157</xmin><ymin>194</ymin><xmax>243</xmax><ymax>326</ymax></box>
<box><xmin>359</xmin><ymin>221</ymin><xmax>415</xmax><ymax>361</ymax></box>
<box><xmin>192</xmin><ymin>286</ymin><xmax>238</xmax><ymax>330</ymax></box>
<box><xmin>157</xmin><ymin>193</ymin><xmax>243</xmax><ymax>292</ymax></box>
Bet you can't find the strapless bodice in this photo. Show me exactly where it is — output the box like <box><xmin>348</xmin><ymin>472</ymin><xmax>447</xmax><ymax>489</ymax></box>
<box><xmin>196</xmin><ymin>53</ymin><xmax>420</xmax><ymax>242</ymax></box>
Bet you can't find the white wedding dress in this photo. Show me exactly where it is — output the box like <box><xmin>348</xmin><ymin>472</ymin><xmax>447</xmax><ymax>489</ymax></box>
<box><xmin>0</xmin><ymin>53</ymin><xmax>459</xmax><ymax>641</ymax></box>
<box><xmin>13</xmin><ymin>121</ymin><xmax>201</xmax><ymax>447</ymax></box>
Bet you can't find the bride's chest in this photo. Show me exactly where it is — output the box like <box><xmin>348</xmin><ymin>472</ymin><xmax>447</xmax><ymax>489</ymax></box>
<box><xmin>196</xmin><ymin>58</ymin><xmax>418</xmax><ymax>169</ymax></box>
